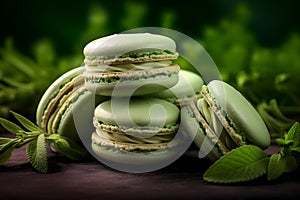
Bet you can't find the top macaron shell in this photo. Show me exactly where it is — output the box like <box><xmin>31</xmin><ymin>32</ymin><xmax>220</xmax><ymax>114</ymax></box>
<box><xmin>94</xmin><ymin>97</ymin><xmax>179</xmax><ymax>129</ymax></box>
<box><xmin>83</xmin><ymin>33</ymin><xmax>176</xmax><ymax>58</ymax></box>
<box><xmin>206</xmin><ymin>80</ymin><xmax>270</xmax><ymax>149</ymax></box>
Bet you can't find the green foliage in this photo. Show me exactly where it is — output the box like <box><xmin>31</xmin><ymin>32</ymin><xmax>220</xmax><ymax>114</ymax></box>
<box><xmin>0</xmin><ymin>38</ymin><xmax>82</xmax><ymax>119</ymax></box>
<box><xmin>256</xmin><ymin>99</ymin><xmax>295</xmax><ymax>137</ymax></box>
<box><xmin>203</xmin><ymin>145</ymin><xmax>268</xmax><ymax>183</ymax></box>
<box><xmin>267</xmin><ymin>153</ymin><xmax>286</xmax><ymax>181</ymax></box>
<box><xmin>0</xmin><ymin>111</ymin><xmax>89</xmax><ymax>173</ymax></box>
<box><xmin>203</xmin><ymin>122</ymin><xmax>300</xmax><ymax>183</ymax></box>
<box><xmin>27</xmin><ymin>134</ymin><xmax>48</xmax><ymax>174</ymax></box>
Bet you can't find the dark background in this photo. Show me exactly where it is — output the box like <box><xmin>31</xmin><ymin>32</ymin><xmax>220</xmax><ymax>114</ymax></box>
<box><xmin>1</xmin><ymin>0</ymin><xmax>300</xmax><ymax>55</ymax></box>
<box><xmin>1</xmin><ymin>0</ymin><xmax>300</xmax><ymax>119</ymax></box>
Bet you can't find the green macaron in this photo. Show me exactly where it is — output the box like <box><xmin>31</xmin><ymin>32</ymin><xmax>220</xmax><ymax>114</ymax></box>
<box><xmin>181</xmin><ymin>80</ymin><xmax>271</xmax><ymax>161</ymax></box>
<box><xmin>153</xmin><ymin>69</ymin><xmax>204</xmax><ymax>105</ymax></box>
<box><xmin>83</xmin><ymin>33</ymin><xmax>180</xmax><ymax>96</ymax></box>
<box><xmin>36</xmin><ymin>67</ymin><xmax>106</xmax><ymax>143</ymax></box>
<box><xmin>91</xmin><ymin>97</ymin><xmax>183</xmax><ymax>171</ymax></box>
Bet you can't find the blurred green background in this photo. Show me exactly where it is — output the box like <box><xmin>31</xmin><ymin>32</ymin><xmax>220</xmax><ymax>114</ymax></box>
<box><xmin>1</xmin><ymin>0</ymin><xmax>300</xmax><ymax>129</ymax></box>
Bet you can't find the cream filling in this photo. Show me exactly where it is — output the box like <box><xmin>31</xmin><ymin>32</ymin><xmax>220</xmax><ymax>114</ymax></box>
<box><xmin>197</xmin><ymin>98</ymin><xmax>237</xmax><ymax>150</ymax></box>
<box><xmin>85</xmin><ymin>60</ymin><xmax>172</xmax><ymax>72</ymax></box>
<box><xmin>96</xmin><ymin>129</ymin><xmax>174</xmax><ymax>144</ymax></box>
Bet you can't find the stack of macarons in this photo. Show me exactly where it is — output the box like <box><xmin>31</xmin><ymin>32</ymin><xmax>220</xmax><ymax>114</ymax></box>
<box><xmin>83</xmin><ymin>32</ymin><xmax>270</xmax><ymax>166</ymax></box>
<box><xmin>82</xmin><ymin>33</ymin><xmax>200</xmax><ymax>168</ymax></box>
<box><xmin>36</xmin><ymin>32</ymin><xmax>271</xmax><ymax>171</ymax></box>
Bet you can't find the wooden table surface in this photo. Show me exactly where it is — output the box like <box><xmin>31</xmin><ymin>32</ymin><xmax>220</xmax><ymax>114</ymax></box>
<box><xmin>1</xmin><ymin>131</ymin><xmax>300</xmax><ymax>200</ymax></box>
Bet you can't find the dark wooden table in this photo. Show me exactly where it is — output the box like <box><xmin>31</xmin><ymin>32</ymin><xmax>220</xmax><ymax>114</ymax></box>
<box><xmin>1</xmin><ymin>131</ymin><xmax>300</xmax><ymax>200</ymax></box>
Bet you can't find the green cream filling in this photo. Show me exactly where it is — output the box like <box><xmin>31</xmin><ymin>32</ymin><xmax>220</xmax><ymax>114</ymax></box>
<box><xmin>96</xmin><ymin>129</ymin><xmax>174</xmax><ymax>144</ymax></box>
<box><xmin>85</xmin><ymin>70</ymin><xmax>176</xmax><ymax>84</ymax></box>
<box><xmin>86</xmin><ymin>60</ymin><xmax>172</xmax><ymax>72</ymax></box>
<box><xmin>197</xmin><ymin>97</ymin><xmax>239</xmax><ymax>151</ymax></box>
<box><xmin>85</xmin><ymin>49</ymin><xmax>177</xmax><ymax>62</ymax></box>
<box><xmin>98</xmin><ymin>120</ymin><xmax>179</xmax><ymax>134</ymax></box>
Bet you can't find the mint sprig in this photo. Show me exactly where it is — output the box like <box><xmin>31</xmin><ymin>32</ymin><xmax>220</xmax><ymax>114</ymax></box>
<box><xmin>27</xmin><ymin>134</ymin><xmax>48</xmax><ymax>173</ymax></box>
<box><xmin>203</xmin><ymin>145</ymin><xmax>269</xmax><ymax>183</ymax></box>
<box><xmin>203</xmin><ymin>122</ymin><xmax>300</xmax><ymax>183</ymax></box>
<box><xmin>0</xmin><ymin>111</ymin><xmax>89</xmax><ymax>173</ymax></box>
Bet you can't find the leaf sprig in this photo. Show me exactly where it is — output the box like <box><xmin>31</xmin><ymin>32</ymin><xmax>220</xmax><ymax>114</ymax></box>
<box><xmin>0</xmin><ymin>111</ymin><xmax>89</xmax><ymax>173</ymax></box>
<box><xmin>203</xmin><ymin>122</ymin><xmax>300</xmax><ymax>183</ymax></box>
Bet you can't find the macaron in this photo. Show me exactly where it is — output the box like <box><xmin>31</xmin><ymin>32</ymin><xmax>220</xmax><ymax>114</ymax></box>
<box><xmin>91</xmin><ymin>97</ymin><xmax>182</xmax><ymax>171</ymax></box>
<box><xmin>36</xmin><ymin>67</ymin><xmax>106</xmax><ymax>143</ymax></box>
<box><xmin>83</xmin><ymin>33</ymin><xmax>180</xmax><ymax>96</ymax></box>
<box><xmin>181</xmin><ymin>80</ymin><xmax>271</xmax><ymax>161</ymax></box>
<box><xmin>153</xmin><ymin>69</ymin><xmax>204</xmax><ymax>105</ymax></box>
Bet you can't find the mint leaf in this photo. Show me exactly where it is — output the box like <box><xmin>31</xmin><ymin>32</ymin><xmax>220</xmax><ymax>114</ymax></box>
<box><xmin>284</xmin><ymin>156</ymin><xmax>298</xmax><ymax>173</ymax></box>
<box><xmin>0</xmin><ymin>145</ymin><xmax>15</xmax><ymax>164</ymax></box>
<box><xmin>286</xmin><ymin>122</ymin><xmax>300</xmax><ymax>146</ymax></box>
<box><xmin>26</xmin><ymin>134</ymin><xmax>48</xmax><ymax>173</ymax></box>
<box><xmin>11</xmin><ymin>111</ymin><xmax>41</xmax><ymax>132</ymax></box>
<box><xmin>0</xmin><ymin>139</ymin><xmax>18</xmax><ymax>164</ymax></box>
<box><xmin>290</xmin><ymin>147</ymin><xmax>300</xmax><ymax>153</ymax></box>
<box><xmin>267</xmin><ymin>153</ymin><xmax>286</xmax><ymax>180</ymax></box>
<box><xmin>203</xmin><ymin>145</ymin><xmax>269</xmax><ymax>183</ymax></box>
<box><xmin>276</xmin><ymin>138</ymin><xmax>293</xmax><ymax>147</ymax></box>
<box><xmin>0</xmin><ymin>117</ymin><xmax>23</xmax><ymax>134</ymax></box>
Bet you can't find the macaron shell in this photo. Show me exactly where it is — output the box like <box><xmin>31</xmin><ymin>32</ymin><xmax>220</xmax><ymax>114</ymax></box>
<box><xmin>206</xmin><ymin>80</ymin><xmax>270</xmax><ymax>149</ymax></box>
<box><xmin>56</xmin><ymin>88</ymin><xmax>107</xmax><ymax>142</ymax></box>
<box><xmin>36</xmin><ymin>67</ymin><xmax>84</xmax><ymax>126</ymax></box>
<box><xmin>90</xmin><ymin>142</ymin><xmax>180</xmax><ymax>173</ymax></box>
<box><xmin>181</xmin><ymin>102</ymin><xmax>224</xmax><ymax>161</ymax></box>
<box><xmin>94</xmin><ymin>97</ymin><xmax>179</xmax><ymax>128</ymax></box>
<box><xmin>83</xmin><ymin>33</ymin><xmax>176</xmax><ymax>57</ymax></box>
<box><xmin>154</xmin><ymin>70</ymin><xmax>204</xmax><ymax>102</ymax></box>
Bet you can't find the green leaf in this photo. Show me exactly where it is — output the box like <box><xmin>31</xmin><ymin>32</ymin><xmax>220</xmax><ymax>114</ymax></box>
<box><xmin>26</xmin><ymin>134</ymin><xmax>48</xmax><ymax>173</ymax></box>
<box><xmin>203</xmin><ymin>145</ymin><xmax>269</xmax><ymax>183</ymax></box>
<box><xmin>284</xmin><ymin>156</ymin><xmax>298</xmax><ymax>173</ymax></box>
<box><xmin>290</xmin><ymin>147</ymin><xmax>300</xmax><ymax>153</ymax></box>
<box><xmin>48</xmin><ymin>135</ymin><xmax>89</xmax><ymax>161</ymax></box>
<box><xmin>0</xmin><ymin>117</ymin><xmax>23</xmax><ymax>134</ymax></box>
<box><xmin>46</xmin><ymin>134</ymin><xmax>61</xmax><ymax>141</ymax></box>
<box><xmin>0</xmin><ymin>137</ymin><xmax>13</xmax><ymax>145</ymax></box>
<box><xmin>286</xmin><ymin>122</ymin><xmax>300</xmax><ymax>146</ymax></box>
<box><xmin>11</xmin><ymin>111</ymin><xmax>41</xmax><ymax>132</ymax></box>
<box><xmin>267</xmin><ymin>153</ymin><xmax>286</xmax><ymax>181</ymax></box>
<box><xmin>276</xmin><ymin>138</ymin><xmax>293</xmax><ymax>147</ymax></box>
<box><xmin>0</xmin><ymin>139</ymin><xmax>18</xmax><ymax>164</ymax></box>
<box><xmin>0</xmin><ymin>145</ymin><xmax>15</xmax><ymax>165</ymax></box>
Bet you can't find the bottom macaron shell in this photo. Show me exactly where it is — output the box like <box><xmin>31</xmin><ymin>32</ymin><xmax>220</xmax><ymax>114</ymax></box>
<box><xmin>91</xmin><ymin>142</ymin><xmax>181</xmax><ymax>173</ymax></box>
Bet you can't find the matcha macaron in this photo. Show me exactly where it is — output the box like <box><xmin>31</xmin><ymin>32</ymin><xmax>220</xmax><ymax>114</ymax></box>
<box><xmin>181</xmin><ymin>80</ymin><xmax>271</xmax><ymax>161</ymax></box>
<box><xmin>91</xmin><ymin>97</ymin><xmax>184</xmax><ymax>172</ymax></box>
<box><xmin>153</xmin><ymin>69</ymin><xmax>204</xmax><ymax>105</ymax></box>
<box><xmin>36</xmin><ymin>67</ymin><xmax>105</xmax><ymax>143</ymax></box>
<box><xmin>83</xmin><ymin>33</ymin><xmax>180</xmax><ymax>96</ymax></box>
